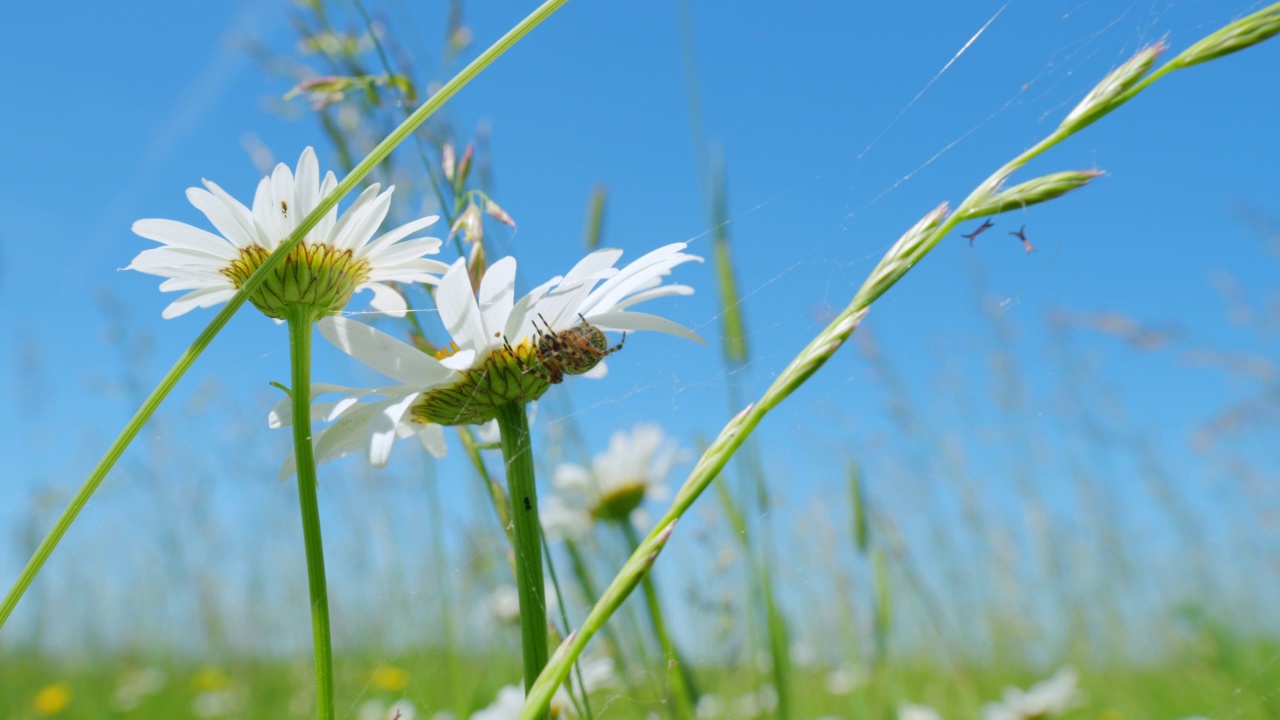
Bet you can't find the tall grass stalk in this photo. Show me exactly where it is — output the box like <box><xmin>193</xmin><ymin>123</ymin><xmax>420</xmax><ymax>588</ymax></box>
<box><xmin>520</xmin><ymin>9</ymin><xmax>1280</xmax><ymax>714</ymax></box>
<box><xmin>0</xmin><ymin>0</ymin><xmax>572</xmax><ymax>633</ymax></box>
<box><xmin>620</xmin><ymin>523</ymin><xmax>698</xmax><ymax>719</ymax></box>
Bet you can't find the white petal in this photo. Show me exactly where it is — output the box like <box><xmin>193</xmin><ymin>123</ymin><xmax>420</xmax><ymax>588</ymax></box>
<box><xmin>478</xmin><ymin>256</ymin><xmax>517</xmax><ymax>352</ymax></box>
<box><xmin>325</xmin><ymin>184</ymin><xmax>382</xmax><ymax>250</ymax></box>
<box><xmin>157</xmin><ymin>275</ymin><xmax>226</xmax><ymax>292</ymax></box>
<box><xmin>185</xmin><ymin>188</ymin><xmax>258</xmax><ymax>250</ymax></box>
<box><xmin>437</xmin><ymin>259</ymin><xmax>487</xmax><ymax>355</ymax></box>
<box><xmin>314</xmin><ymin>171</ymin><xmax>339</xmax><ymax>241</ymax></box>
<box><xmin>293</xmin><ymin>147</ymin><xmax>320</xmax><ymax>222</ymax></box>
<box><xmin>535</xmin><ymin>277</ymin><xmax>600</xmax><ymax>332</ymax></box>
<box><xmin>361</xmin><ymin>215</ymin><xmax>440</xmax><ymax>257</ymax></box>
<box><xmin>250</xmin><ymin>177</ymin><xmax>279</xmax><ymax>250</ymax></box>
<box><xmin>318</xmin><ymin>316</ymin><xmax>454</xmax><ymax>386</ymax></box>
<box><xmin>552</xmin><ymin>463</ymin><xmax>592</xmax><ymax>493</ymax></box>
<box><xmin>367</xmin><ymin>392</ymin><xmax>420</xmax><ymax>467</ymax></box>
<box><xmin>126</xmin><ymin>246</ymin><xmax>231</xmax><ymax>275</ymax></box>
<box><xmin>612</xmin><ymin>284</ymin><xmax>695</xmax><ymax>311</ymax></box>
<box><xmin>417</xmin><ymin>424</ymin><xmax>447</xmax><ymax>458</ymax></box>
<box><xmin>563</xmin><ymin>248</ymin><xmax>623</xmax><ymax>284</ymax></box>
<box><xmin>367</xmin><ymin>236</ymin><xmax>446</xmax><ymax>267</ymax></box>
<box><xmin>586</xmin><ymin>310</ymin><xmax>706</xmax><ymax>344</ymax></box>
<box><xmin>366</xmin><ymin>259</ymin><xmax>451</xmax><ymax>283</ymax></box>
<box><xmin>583</xmin><ymin>247</ymin><xmax>702</xmax><ymax>316</ymax></box>
<box><xmin>357</xmin><ymin>282</ymin><xmax>408</xmax><ymax>318</ymax></box>
<box><xmin>339</xmin><ymin>188</ymin><xmax>394</xmax><ymax>251</ymax></box>
<box><xmin>581</xmin><ymin>360</ymin><xmax>608</xmax><ymax>380</ymax></box>
<box><xmin>309</xmin><ymin>405</ymin><xmax>378</xmax><ymax>473</ymax></box>
<box><xmin>161</xmin><ymin>286</ymin><xmax>238</xmax><ymax>318</ymax></box>
<box><xmin>268</xmin><ymin>382</ymin><xmax>367</xmax><ymax>428</ymax></box>
<box><xmin>504</xmin><ymin>276</ymin><xmax>561</xmax><ymax>344</ymax></box>
<box><xmin>132</xmin><ymin>219</ymin><xmax>238</xmax><ymax>258</ymax></box>
<box><xmin>200</xmin><ymin>179</ymin><xmax>262</xmax><ymax>248</ymax></box>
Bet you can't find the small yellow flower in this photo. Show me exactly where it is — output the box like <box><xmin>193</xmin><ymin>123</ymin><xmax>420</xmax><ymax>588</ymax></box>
<box><xmin>370</xmin><ymin>664</ymin><xmax>410</xmax><ymax>692</ymax></box>
<box><xmin>33</xmin><ymin>683</ymin><xmax>71</xmax><ymax>716</ymax></box>
<box><xmin>190</xmin><ymin>666</ymin><xmax>233</xmax><ymax>692</ymax></box>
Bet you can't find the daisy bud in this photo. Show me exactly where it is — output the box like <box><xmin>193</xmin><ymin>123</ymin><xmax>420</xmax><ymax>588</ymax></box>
<box><xmin>1060</xmin><ymin>42</ymin><xmax>1165</xmax><ymax>133</ymax></box>
<box><xmin>1173</xmin><ymin>5</ymin><xmax>1280</xmax><ymax>68</ymax></box>
<box><xmin>442</xmin><ymin>143</ymin><xmax>456</xmax><ymax>182</ymax></box>
<box><xmin>964</xmin><ymin>169</ymin><xmax>1103</xmax><ymax>218</ymax></box>
<box><xmin>484</xmin><ymin>199</ymin><xmax>516</xmax><ymax>229</ymax></box>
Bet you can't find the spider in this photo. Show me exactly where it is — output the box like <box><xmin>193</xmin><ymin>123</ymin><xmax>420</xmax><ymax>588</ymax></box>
<box><xmin>518</xmin><ymin>314</ymin><xmax>626</xmax><ymax>384</ymax></box>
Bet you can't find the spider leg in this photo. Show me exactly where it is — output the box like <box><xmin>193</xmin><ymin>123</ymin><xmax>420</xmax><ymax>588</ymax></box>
<box><xmin>607</xmin><ymin>332</ymin><xmax>626</xmax><ymax>354</ymax></box>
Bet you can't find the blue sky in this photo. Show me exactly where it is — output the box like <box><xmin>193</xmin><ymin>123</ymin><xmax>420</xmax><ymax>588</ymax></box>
<box><xmin>1</xmin><ymin>0</ymin><xmax>1278</xmax><ymax>648</ymax></box>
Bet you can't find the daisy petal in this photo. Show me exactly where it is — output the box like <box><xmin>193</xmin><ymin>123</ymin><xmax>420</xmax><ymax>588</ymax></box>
<box><xmin>186</xmin><ymin>188</ymin><xmax>258</xmax><ymax>250</ymax></box>
<box><xmin>319</xmin><ymin>316</ymin><xmax>454</xmax><ymax>386</ymax></box>
<box><xmin>361</xmin><ymin>214</ymin><xmax>440</xmax><ymax>257</ymax></box>
<box><xmin>586</xmin><ymin>310</ymin><xmax>706</xmax><ymax>344</ymax></box>
<box><xmin>418</xmin><ymin>424</ymin><xmax>447</xmax><ymax>458</ymax></box>
<box><xmin>132</xmin><ymin>219</ymin><xmax>239</xmax><ymax>258</ymax></box>
<box><xmin>367</xmin><ymin>392</ymin><xmax>421</xmax><ymax>467</ymax></box>
<box><xmin>437</xmin><ymin>259</ymin><xmax>487</xmax><ymax>353</ymax></box>
<box><xmin>357</xmin><ymin>282</ymin><xmax>408</xmax><ymax>318</ymax></box>
<box><xmin>162</xmin><ymin>287</ymin><xmax>238</xmax><ymax>319</ymax></box>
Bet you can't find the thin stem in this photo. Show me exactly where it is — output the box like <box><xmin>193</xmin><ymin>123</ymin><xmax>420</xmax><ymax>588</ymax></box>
<box><xmin>0</xmin><ymin>0</ymin><xmax>571</xmax><ymax>633</ymax></box>
<box><xmin>543</xmin><ymin>538</ymin><xmax>593</xmax><ymax>720</ymax></box>
<box><xmin>621</xmin><ymin>523</ymin><xmax>697</xmax><ymax>720</ymax></box>
<box><xmin>287</xmin><ymin>305</ymin><xmax>335</xmax><ymax>720</ymax></box>
<box><xmin>495</xmin><ymin>401</ymin><xmax>549</xmax><ymax>714</ymax></box>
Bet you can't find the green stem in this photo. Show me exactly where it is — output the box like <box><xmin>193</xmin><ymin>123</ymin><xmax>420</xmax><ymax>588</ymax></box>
<box><xmin>286</xmin><ymin>305</ymin><xmax>335</xmax><ymax>720</ymax></box>
<box><xmin>622</xmin><ymin>523</ymin><xmax>697</xmax><ymax>719</ymax></box>
<box><xmin>495</xmin><ymin>401</ymin><xmax>549</xmax><ymax>713</ymax></box>
<box><xmin>542</xmin><ymin>538</ymin><xmax>593</xmax><ymax>720</ymax></box>
<box><xmin>0</xmin><ymin>0</ymin><xmax>571</xmax><ymax>634</ymax></box>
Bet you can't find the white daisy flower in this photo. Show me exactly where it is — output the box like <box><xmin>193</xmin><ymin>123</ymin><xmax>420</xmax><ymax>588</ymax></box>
<box><xmin>551</xmin><ymin>423</ymin><xmax>689</xmax><ymax>525</ymax></box>
<box><xmin>981</xmin><ymin>667</ymin><xmax>1083</xmax><ymax>720</ymax></box>
<box><xmin>271</xmin><ymin>244</ymin><xmax>702</xmax><ymax>471</ymax></box>
<box><xmin>469</xmin><ymin>684</ymin><xmax>572</xmax><ymax>720</ymax></box>
<box><xmin>899</xmin><ymin>703</ymin><xmax>944</xmax><ymax>720</ymax></box>
<box><xmin>127</xmin><ymin>146</ymin><xmax>448</xmax><ymax>320</ymax></box>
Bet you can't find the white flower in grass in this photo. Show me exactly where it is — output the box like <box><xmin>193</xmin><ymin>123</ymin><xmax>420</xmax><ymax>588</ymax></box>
<box><xmin>695</xmin><ymin>694</ymin><xmax>724</xmax><ymax>719</ymax></box>
<box><xmin>899</xmin><ymin>703</ymin><xmax>944</xmax><ymax>720</ymax></box>
<box><xmin>359</xmin><ymin>699</ymin><xmax>419</xmax><ymax>720</ymax></box>
<box><xmin>128</xmin><ymin>146</ymin><xmax>448</xmax><ymax>320</ymax></box>
<box><xmin>271</xmin><ymin>244</ymin><xmax>702</xmax><ymax>472</ymax></box>
<box><xmin>552</xmin><ymin>424</ymin><xmax>689</xmax><ymax>526</ymax></box>
<box><xmin>469</xmin><ymin>684</ymin><xmax>571</xmax><ymax>720</ymax></box>
<box><xmin>981</xmin><ymin>667</ymin><xmax>1083</xmax><ymax>720</ymax></box>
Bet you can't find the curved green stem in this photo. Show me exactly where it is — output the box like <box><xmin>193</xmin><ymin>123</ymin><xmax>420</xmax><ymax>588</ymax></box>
<box><xmin>0</xmin><ymin>0</ymin><xmax>572</xmax><ymax>634</ymax></box>
<box><xmin>495</xmin><ymin>401</ymin><xmax>549</xmax><ymax>716</ymax></box>
<box><xmin>622</xmin><ymin>523</ymin><xmax>697</xmax><ymax>719</ymax></box>
<box><xmin>287</xmin><ymin>305</ymin><xmax>335</xmax><ymax>720</ymax></box>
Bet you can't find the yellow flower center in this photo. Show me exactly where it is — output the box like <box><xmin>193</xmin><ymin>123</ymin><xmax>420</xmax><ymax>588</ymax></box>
<box><xmin>409</xmin><ymin>340</ymin><xmax>552</xmax><ymax>426</ymax></box>
<box><xmin>592</xmin><ymin>479</ymin><xmax>648</xmax><ymax>522</ymax></box>
<box><xmin>220</xmin><ymin>242</ymin><xmax>372</xmax><ymax>320</ymax></box>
